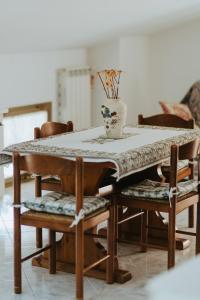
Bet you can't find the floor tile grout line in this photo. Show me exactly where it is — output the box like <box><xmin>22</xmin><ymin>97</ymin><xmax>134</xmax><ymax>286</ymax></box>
<box><xmin>23</xmin><ymin>266</ymin><xmax>37</xmax><ymax>299</ymax></box>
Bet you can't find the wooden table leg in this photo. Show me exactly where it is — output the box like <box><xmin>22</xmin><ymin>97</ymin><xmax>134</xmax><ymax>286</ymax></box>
<box><xmin>117</xmin><ymin>208</ymin><xmax>190</xmax><ymax>250</ymax></box>
<box><xmin>32</xmin><ymin>229</ymin><xmax>132</xmax><ymax>284</ymax></box>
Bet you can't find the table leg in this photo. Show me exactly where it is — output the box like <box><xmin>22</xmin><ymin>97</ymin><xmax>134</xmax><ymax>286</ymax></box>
<box><xmin>32</xmin><ymin>229</ymin><xmax>132</xmax><ymax>283</ymax></box>
<box><xmin>117</xmin><ymin>208</ymin><xmax>190</xmax><ymax>250</ymax></box>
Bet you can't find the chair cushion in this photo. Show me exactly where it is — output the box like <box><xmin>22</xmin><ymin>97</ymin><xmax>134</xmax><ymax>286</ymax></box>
<box><xmin>121</xmin><ymin>179</ymin><xmax>198</xmax><ymax>200</ymax></box>
<box><xmin>161</xmin><ymin>159</ymin><xmax>189</xmax><ymax>172</ymax></box>
<box><xmin>23</xmin><ymin>192</ymin><xmax>109</xmax><ymax>216</ymax></box>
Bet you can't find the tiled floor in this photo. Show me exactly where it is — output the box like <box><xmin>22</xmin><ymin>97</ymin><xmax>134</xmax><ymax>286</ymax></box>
<box><xmin>0</xmin><ymin>181</ymin><xmax>196</xmax><ymax>300</ymax></box>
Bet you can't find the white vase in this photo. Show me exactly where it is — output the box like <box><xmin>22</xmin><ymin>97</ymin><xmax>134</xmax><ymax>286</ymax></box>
<box><xmin>101</xmin><ymin>98</ymin><xmax>127</xmax><ymax>138</ymax></box>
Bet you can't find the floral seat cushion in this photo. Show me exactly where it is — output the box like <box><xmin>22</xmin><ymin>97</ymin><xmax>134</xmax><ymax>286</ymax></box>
<box><xmin>0</xmin><ymin>153</ymin><xmax>12</xmax><ymax>165</ymax></box>
<box><xmin>161</xmin><ymin>159</ymin><xmax>189</xmax><ymax>172</ymax></box>
<box><xmin>121</xmin><ymin>179</ymin><xmax>198</xmax><ymax>200</ymax></box>
<box><xmin>23</xmin><ymin>192</ymin><xmax>109</xmax><ymax>216</ymax></box>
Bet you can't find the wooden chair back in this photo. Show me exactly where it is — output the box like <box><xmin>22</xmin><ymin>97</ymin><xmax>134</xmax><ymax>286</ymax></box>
<box><xmin>169</xmin><ymin>139</ymin><xmax>200</xmax><ymax>186</ymax></box>
<box><xmin>13</xmin><ymin>153</ymin><xmax>83</xmax><ymax>213</ymax></box>
<box><xmin>178</xmin><ymin>139</ymin><xmax>200</xmax><ymax>161</ymax></box>
<box><xmin>34</xmin><ymin>121</ymin><xmax>73</xmax><ymax>139</ymax></box>
<box><xmin>18</xmin><ymin>154</ymin><xmax>76</xmax><ymax>177</ymax></box>
<box><xmin>13</xmin><ymin>153</ymin><xmax>113</xmax><ymax>195</ymax></box>
<box><xmin>138</xmin><ymin>114</ymin><xmax>194</xmax><ymax>129</ymax></box>
<box><xmin>33</xmin><ymin>121</ymin><xmax>74</xmax><ymax>194</ymax></box>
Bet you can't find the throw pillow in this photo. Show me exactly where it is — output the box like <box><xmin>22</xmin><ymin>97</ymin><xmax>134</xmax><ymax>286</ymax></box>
<box><xmin>159</xmin><ymin>101</ymin><xmax>193</xmax><ymax>121</ymax></box>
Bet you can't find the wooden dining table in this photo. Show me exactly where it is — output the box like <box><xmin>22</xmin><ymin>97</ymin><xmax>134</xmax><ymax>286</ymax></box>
<box><xmin>2</xmin><ymin>125</ymin><xmax>200</xmax><ymax>283</ymax></box>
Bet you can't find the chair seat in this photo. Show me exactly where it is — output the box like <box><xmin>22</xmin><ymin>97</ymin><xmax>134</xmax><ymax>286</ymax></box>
<box><xmin>121</xmin><ymin>179</ymin><xmax>198</xmax><ymax>201</ymax></box>
<box><xmin>161</xmin><ymin>159</ymin><xmax>189</xmax><ymax>172</ymax></box>
<box><xmin>23</xmin><ymin>191</ymin><xmax>109</xmax><ymax>216</ymax></box>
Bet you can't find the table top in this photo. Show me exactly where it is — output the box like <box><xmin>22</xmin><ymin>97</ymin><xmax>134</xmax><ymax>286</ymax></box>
<box><xmin>3</xmin><ymin>125</ymin><xmax>200</xmax><ymax>180</ymax></box>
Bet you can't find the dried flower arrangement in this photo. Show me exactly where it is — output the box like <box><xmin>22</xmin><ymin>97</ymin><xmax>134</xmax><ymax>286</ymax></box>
<box><xmin>97</xmin><ymin>69</ymin><xmax>122</xmax><ymax>99</ymax></box>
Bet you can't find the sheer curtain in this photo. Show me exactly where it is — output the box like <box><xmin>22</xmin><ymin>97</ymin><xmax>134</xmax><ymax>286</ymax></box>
<box><xmin>57</xmin><ymin>67</ymin><xmax>91</xmax><ymax>130</ymax></box>
<box><xmin>3</xmin><ymin>111</ymin><xmax>47</xmax><ymax>178</ymax></box>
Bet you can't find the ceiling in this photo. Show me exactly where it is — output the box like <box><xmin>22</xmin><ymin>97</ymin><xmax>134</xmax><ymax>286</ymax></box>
<box><xmin>1</xmin><ymin>0</ymin><xmax>200</xmax><ymax>53</ymax></box>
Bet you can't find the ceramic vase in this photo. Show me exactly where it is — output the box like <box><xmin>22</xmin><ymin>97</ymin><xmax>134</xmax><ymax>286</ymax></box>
<box><xmin>101</xmin><ymin>98</ymin><xmax>127</xmax><ymax>138</ymax></box>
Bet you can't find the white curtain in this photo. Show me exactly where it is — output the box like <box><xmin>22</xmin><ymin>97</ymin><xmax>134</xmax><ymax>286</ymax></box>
<box><xmin>57</xmin><ymin>67</ymin><xmax>91</xmax><ymax>130</ymax></box>
<box><xmin>3</xmin><ymin>111</ymin><xmax>47</xmax><ymax>178</ymax></box>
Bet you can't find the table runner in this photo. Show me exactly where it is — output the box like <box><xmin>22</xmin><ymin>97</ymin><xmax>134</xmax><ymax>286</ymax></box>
<box><xmin>2</xmin><ymin>126</ymin><xmax>200</xmax><ymax>180</ymax></box>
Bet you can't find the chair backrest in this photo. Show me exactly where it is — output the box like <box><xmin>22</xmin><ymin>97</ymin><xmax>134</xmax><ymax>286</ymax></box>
<box><xmin>13</xmin><ymin>153</ymin><xmax>84</xmax><ymax>212</ymax></box>
<box><xmin>34</xmin><ymin>121</ymin><xmax>73</xmax><ymax>139</ymax></box>
<box><xmin>138</xmin><ymin>114</ymin><xmax>194</xmax><ymax>129</ymax></box>
<box><xmin>13</xmin><ymin>152</ymin><xmax>113</xmax><ymax>196</ymax></box>
<box><xmin>169</xmin><ymin>139</ymin><xmax>200</xmax><ymax>186</ymax></box>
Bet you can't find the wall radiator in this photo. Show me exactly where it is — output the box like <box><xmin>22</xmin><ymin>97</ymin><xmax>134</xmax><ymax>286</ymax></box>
<box><xmin>57</xmin><ymin>67</ymin><xmax>91</xmax><ymax>130</ymax></box>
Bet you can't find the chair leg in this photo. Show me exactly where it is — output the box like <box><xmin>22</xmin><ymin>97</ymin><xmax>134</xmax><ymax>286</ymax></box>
<box><xmin>35</xmin><ymin>176</ymin><xmax>43</xmax><ymax>248</ymax></box>
<box><xmin>14</xmin><ymin>208</ymin><xmax>22</xmax><ymax>294</ymax></box>
<box><xmin>196</xmin><ymin>201</ymin><xmax>200</xmax><ymax>254</ymax></box>
<box><xmin>106</xmin><ymin>205</ymin><xmax>115</xmax><ymax>284</ymax></box>
<box><xmin>76</xmin><ymin>220</ymin><xmax>84</xmax><ymax>300</ymax></box>
<box><xmin>36</xmin><ymin>228</ymin><xmax>43</xmax><ymax>248</ymax></box>
<box><xmin>141</xmin><ymin>210</ymin><xmax>148</xmax><ymax>252</ymax></box>
<box><xmin>188</xmin><ymin>205</ymin><xmax>194</xmax><ymax>228</ymax></box>
<box><xmin>168</xmin><ymin>208</ymin><xmax>176</xmax><ymax>269</ymax></box>
<box><xmin>117</xmin><ymin>205</ymin><xmax>123</xmax><ymax>240</ymax></box>
<box><xmin>114</xmin><ymin>203</ymin><xmax>118</xmax><ymax>258</ymax></box>
<box><xmin>49</xmin><ymin>230</ymin><xmax>56</xmax><ymax>274</ymax></box>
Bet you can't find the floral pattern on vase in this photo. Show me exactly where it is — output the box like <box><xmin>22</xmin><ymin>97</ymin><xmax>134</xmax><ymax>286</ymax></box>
<box><xmin>101</xmin><ymin>98</ymin><xmax>127</xmax><ymax>138</ymax></box>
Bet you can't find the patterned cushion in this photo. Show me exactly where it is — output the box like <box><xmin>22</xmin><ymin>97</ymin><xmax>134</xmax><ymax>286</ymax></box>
<box><xmin>23</xmin><ymin>192</ymin><xmax>109</xmax><ymax>216</ymax></box>
<box><xmin>121</xmin><ymin>179</ymin><xmax>198</xmax><ymax>200</ymax></box>
<box><xmin>161</xmin><ymin>159</ymin><xmax>189</xmax><ymax>172</ymax></box>
<box><xmin>0</xmin><ymin>153</ymin><xmax>12</xmax><ymax>166</ymax></box>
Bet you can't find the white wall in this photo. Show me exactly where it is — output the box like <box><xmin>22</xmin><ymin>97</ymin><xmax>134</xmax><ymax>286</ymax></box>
<box><xmin>89</xmin><ymin>37</ymin><xmax>150</xmax><ymax>125</ymax></box>
<box><xmin>119</xmin><ymin>36</ymin><xmax>149</xmax><ymax>124</ymax></box>
<box><xmin>4</xmin><ymin>17</ymin><xmax>199</xmax><ymax>126</ymax></box>
<box><xmin>89</xmin><ymin>17</ymin><xmax>200</xmax><ymax>126</ymax></box>
<box><xmin>149</xmin><ymin>18</ymin><xmax>200</xmax><ymax>110</ymax></box>
<box><xmin>0</xmin><ymin>49</ymin><xmax>87</xmax><ymax>118</ymax></box>
<box><xmin>88</xmin><ymin>40</ymin><xmax>119</xmax><ymax>125</ymax></box>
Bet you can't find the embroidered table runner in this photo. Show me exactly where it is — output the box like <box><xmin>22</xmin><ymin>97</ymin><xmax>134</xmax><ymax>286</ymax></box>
<box><xmin>2</xmin><ymin>126</ymin><xmax>200</xmax><ymax>180</ymax></box>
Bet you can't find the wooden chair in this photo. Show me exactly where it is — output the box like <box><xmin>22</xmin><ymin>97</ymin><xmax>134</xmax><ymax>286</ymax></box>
<box><xmin>116</xmin><ymin>139</ymin><xmax>200</xmax><ymax>269</ymax></box>
<box><xmin>138</xmin><ymin>113</ymin><xmax>195</xmax><ymax>228</ymax></box>
<box><xmin>13</xmin><ymin>153</ymin><xmax>115</xmax><ymax>299</ymax></box>
<box><xmin>34</xmin><ymin>121</ymin><xmax>73</xmax><ymax>248</ymax></box>
<box><xmin>138</xmin><ymin>113</ymin><xmax>194</xmax><ymax>129</ymax></box>
<box><xmin>34</xmin><ymin>120</ymin><xmax>73</xmax><ymax>192</ymax></box>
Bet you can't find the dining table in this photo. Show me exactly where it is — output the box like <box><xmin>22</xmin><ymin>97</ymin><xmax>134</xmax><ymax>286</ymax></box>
<box><xmin>1</xmin><ymin>124</ymin><xmax>200</xmax><ymax>283</ymax></box>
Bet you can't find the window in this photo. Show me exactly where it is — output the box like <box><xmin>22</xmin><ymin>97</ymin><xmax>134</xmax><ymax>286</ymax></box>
<box><xmin>3</xmin><ymin>102</ymin><xmax>51</xmax><ymax>181</ymax></box>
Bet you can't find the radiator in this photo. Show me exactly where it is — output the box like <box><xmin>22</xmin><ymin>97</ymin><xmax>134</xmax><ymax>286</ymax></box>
<box><xmin>57</xmin><ymin>67</ymin><xmax>91</xmax><ymax>130</ymax></box>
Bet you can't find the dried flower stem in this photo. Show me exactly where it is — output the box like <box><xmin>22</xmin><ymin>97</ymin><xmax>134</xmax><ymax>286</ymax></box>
<box><xmin>116</xmin><ymin>71</ymin><xmax>121</xmax><ymax>99</ymax></box>
<box><xmin>97</xmin><ymin>72</ymin><xmax>109</xmax><ymax>98</ymax></box>
<box><xmin>98</xmin><ymin>69</ymin><xmax>122</xmax><ymax>99</ymax></box>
